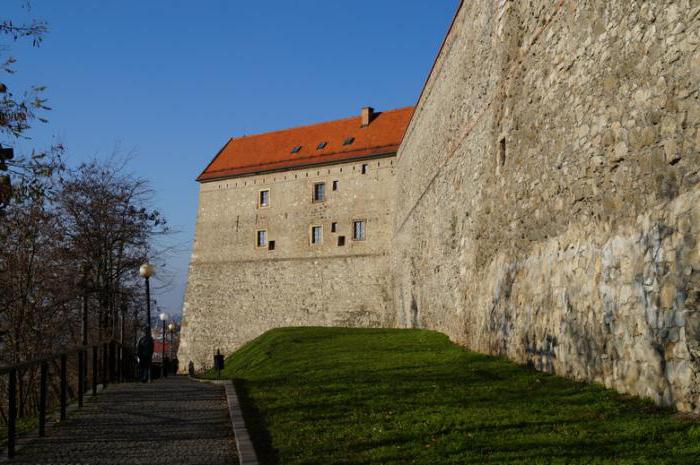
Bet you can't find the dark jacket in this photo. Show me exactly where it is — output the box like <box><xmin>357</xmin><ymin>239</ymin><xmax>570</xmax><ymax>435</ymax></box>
<box><xmin>137</xmin><ymin>335</ymin><xmax>154</xmax><ymax>361</ymax></box>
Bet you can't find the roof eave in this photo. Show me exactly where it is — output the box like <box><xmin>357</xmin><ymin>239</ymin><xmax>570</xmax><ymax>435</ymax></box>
<box><xmin>197</xmin><ymin>150</ymin><xmax>398</xmax><ymax>183</ymax></box>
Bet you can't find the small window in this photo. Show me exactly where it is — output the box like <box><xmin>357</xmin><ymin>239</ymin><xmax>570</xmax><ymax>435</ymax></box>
<box><xmin>337</xmin><ymin>236</ymin><xmax>346</xmax><ymax>246</ymax></box>
<box><xmin>343</xmin><ymin>137</ymin><xmax>355</xmax><ymax>146</ymax></box>
<box><xmin>498</xmin><ymin>138</ymin><xmax>506</xmax><ymax>167</ymax></box>
<box><xmin>331</xmin><ymin>222</ymin><xmax>337</xmax><ymax>233</ymax></box>
<box><xmin>256</xmin><ymin>230</ymin><xmax>267</xmax><ymax>248</ymax></box>
<box><xmin>258</xmin><ymin>189</ymin><xmax>270</xmax><ymax>207</ymax></box>
<box><xmin>291</xmin><ymin>145</ymin><xmax>302</xmax><ymax>154</ymax></box>
<box><xmin>361</xmin><ymin>164</ymin><xmax>368</xmax><ymax>174</ymax></box>
<box><xmin>311</xmin><ymin>226</ymin><xmax>322</xmax><ymax>245</ymax></box>
<box><xmin>268</xmin><ymin>240</ymin><xmax>276</xmax><ymax>251</ymax></box>
<box><xmin>352</xmin><ymin>220</ymin><xmax>366</xmax><ymax>241</ymax></box>
<box><xmin>317</xmin><ymin>142</ymin><xmax>327</xmax><ymax>150</ymax></box>
<box><xmin>332</xmin><ymin>180</ymin><xmax>339</xmax><ymax>191</ymax></box>
<box><xmin>313</xmin><ymin>182</ymin><xmax>326</xmax><ymax>202</ymax></box>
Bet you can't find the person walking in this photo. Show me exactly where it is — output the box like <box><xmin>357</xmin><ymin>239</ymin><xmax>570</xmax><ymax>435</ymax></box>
<box><xmin>137</xmin><ymin>334</ymin><xmax>154</xmax><ymax>382</ymax></box>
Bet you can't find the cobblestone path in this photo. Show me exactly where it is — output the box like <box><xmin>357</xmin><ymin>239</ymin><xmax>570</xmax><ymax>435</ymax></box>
<box><xmin>5</xmin><ymin>376</ymin><xmax>238</xmax><ymax>465</ymax></box>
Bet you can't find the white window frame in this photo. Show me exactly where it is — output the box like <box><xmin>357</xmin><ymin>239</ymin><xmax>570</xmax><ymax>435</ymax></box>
<box><xmin>258</xmin><ymin>189</ymin><xmax>270</xmax><ymax>208</ymax></box>
<box><xmin>256</xmin><ymin>229</ymin><xmax>267</xmax><ymax>248</ymax></box>
<box><xmin>310</xmin><ymin>225</ymin><xmax>323</xmax><ymax>245</ymax></box>
<box><xmin>312</xmin><ymin>182</ymin><xmax>326</xmax><ymax>203</ymax></box>
<box><xmin>352</xmin><ymin>220</ymin><xmax>366</xmax><ymax>241</ymax></box>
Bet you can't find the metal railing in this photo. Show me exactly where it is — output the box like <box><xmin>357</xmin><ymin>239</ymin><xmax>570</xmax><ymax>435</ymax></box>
<box><xmin>0</xmin><ymin>339</ymin><xmax>136</xmax><ymax>458</ymax></box>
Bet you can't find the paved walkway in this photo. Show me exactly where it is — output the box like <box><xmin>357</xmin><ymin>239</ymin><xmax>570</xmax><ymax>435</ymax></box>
<box><xmin>5</xmin><ymin>376</ymin><xmax>238</xmax><ymax>465</ymax></box>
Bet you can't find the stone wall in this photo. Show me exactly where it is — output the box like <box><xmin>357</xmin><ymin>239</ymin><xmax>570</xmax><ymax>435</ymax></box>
<box><xmin>394</xmin><ymin>1</ymin><xmax>700</xmax><ymax>410</ymax></box>
<box><xmin>179</xmin><ymin>157</ymin><xmax>397</xmax><ymax>370</ymax></box>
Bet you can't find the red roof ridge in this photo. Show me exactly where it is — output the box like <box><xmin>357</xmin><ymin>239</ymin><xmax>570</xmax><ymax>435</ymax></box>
<box><xmin>197</xmin><ymin>106</ymin><xmax>414</xmax><ymax>182</ymax></box>
<box><xmin>229</xmin><ymin>106</ymin><xmax>415</xmax><ymax>142</ymax></box>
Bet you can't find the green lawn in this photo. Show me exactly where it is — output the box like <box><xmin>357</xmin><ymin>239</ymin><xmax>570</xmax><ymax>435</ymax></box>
<box><xmin>206</xmin><ymin>327</ymin><xmax>700</xmax><ymax>465</ymax></box>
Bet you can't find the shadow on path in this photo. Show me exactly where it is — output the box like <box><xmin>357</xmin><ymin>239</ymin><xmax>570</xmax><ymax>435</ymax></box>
<box><xmin>3</xmin><ymin>376</ymin><xmax>238</xmax><ymax>465</ymax></box>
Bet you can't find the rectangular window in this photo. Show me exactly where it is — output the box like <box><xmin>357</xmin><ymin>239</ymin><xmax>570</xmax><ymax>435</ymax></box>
<box><xmin>311</xmin><ymin>226</ymin><xmax>322</xmax><ymax>245</ymax></box>
<box><xmin>332</xmin><ymin>180</ymin><xmax>339</xmax><ymax>191</ymax></box>
<box><xmin>361</xmin><ymin>164</ymin><xmax>368</xmax><ymax>174</ymax></box>
<box><xmin>256</xmin><ymin>230</ymin><xmax>267</xmax><ymax>248</ymax></box>
<box><xmin>259</xmin><ymin>189</ymin><xmax>270</xmax><ymax>207</ymax></box>
<box><xmin>498</xmin><ymin>137</ymin><xmax>506</xmax><ymax>167</ymax></box>
<box><xmin>313</xmin><ymin>182</ymin><xmax>325</xmax><ymax>202</ymax></box>
<box><xmin>268</xmin><ymin>240</ymin><xmax>276</xmax><ymax>251</ymax></box>
<box><xmin>337</xmin><ymin>236</ymin><xmax>346</xmax><ymax>246</ymax></box>
<box><xmin>331</xmin><ymin>222</ymin><xmax>337</xmax><ymax>233</ymax></box>
<box><xmin>352</xmin><ymin>220</ymin><xmax>366</xmax><ymax>241</ymax></box>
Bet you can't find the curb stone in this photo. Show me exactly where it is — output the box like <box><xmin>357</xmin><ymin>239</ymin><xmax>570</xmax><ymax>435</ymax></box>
<box><xmin>190</xmin><ymin>376</ymin><xmax>259</xmax><ymax>465</ymax></box>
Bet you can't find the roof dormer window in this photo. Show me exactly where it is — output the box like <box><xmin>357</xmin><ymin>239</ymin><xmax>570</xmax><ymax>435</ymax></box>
<box><xmin>343</xmin><ymin>137</ymin><xmax>355</xmax><ymax>146</ymax></box>
<box><xmin>317</xmin><ymin>142</ymin><xmax>328</xmax><ymax>150</ymax></box>
<box><xmin>291</xmin><ymin>146</ymin><xmax>302</xmax><ymax>154</ymax></box>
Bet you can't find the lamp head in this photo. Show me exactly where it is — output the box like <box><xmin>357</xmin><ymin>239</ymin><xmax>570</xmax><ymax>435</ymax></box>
<box><xmin>139</xmin><ymin>263</ymin><xmax>155</xmax><ymax>278</ymax></box>
<box><xmin>168</xmin><ymin>322</ymin><xmax>175</xmax><ymax>331</ymax></box>
<box><xmin>159</xmin><ymin>312</ymin><xmax>169</xmax><ymax>322</ymax></box>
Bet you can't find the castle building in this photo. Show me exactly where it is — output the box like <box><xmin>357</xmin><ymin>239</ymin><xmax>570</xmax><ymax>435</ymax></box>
<box><xmin>178</xmin><ymin>107</ymin><xmax>413</xmax><ymax>369</ymax></box>
<box><xmin>180</xmin><ymin>0</ymin><xmax>699</xmax><ymax>412</ymax></box>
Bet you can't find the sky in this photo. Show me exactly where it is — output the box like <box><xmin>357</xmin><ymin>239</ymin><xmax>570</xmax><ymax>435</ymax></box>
<box><xmin>3</xmin><ymin>0</ymin><xmax>459</xmax><ymax>316</ymax></box>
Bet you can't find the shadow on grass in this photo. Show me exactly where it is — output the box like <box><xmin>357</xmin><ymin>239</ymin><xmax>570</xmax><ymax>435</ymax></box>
<box><xmin>219</xmin><ymin>328</ymin><xmax>700</xmax><ymax>465</ymax></box>
<box><xmin>235</xmin><ymin>378</ymin><xmax>280</xmax><ymax>465</ymax></box>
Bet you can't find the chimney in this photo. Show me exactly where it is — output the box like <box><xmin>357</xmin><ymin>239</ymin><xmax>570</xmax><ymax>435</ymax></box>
<box><xmin>361</xmin><ymin>106</ymin><xmax>375</xmax><ymax>127</ymax></box>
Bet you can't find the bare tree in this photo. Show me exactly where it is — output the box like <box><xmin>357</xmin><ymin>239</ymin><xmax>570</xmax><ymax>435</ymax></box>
<box><xmin>0</xmin><ymin>2</ymin><xmax>58</xmax><ymax>206</ymax></box>
<box><xmin>0</xmin><ymin>4</ymin><xmax>169</xmax><ymax>424</ymax></box>
<box><xmin>57</xmin><ymin>159</ymin><xmax>169</xmax><ymax>343</ymax></box>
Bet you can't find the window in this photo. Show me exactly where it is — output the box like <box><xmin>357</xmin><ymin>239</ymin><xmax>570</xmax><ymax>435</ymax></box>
<box><xmin>256</xmin><ymin>230</ymin><xmax>267</xmax><ymax>248</ymax></box>
<box><xmin>331</xmin><ymin>222</ymin><xmax>337</xmax><ymax>233</ymax></box>
<box><xmin>352</xmin><ymin>220</ymin><xmax>366</xmax><ymax>241</ymax></box>
<box><xmin>361</xmin><ymin>164</ymin><xmax>368</xmax><ymax>174</ymax></box>
<box><xmin>317</xmin><ymin>142</ymin><xmax>327</xmax><ymax>150</ymax></box>
<box><xmin>337</xmin><ymin>236</ymin><xmax>346</xmax><ymax>246</ymax></box>
<box><xmin>332</xmin><ymin>180</ymin><xmax>339</xmax><ymax>191</ymax></box>
<box><xmin>498</xmin><ymin>138</ymin><xmax>506</xmax><ymax>168</ymax></box>
<box><xmin>343</xmin><ymin>137</ymin><xmax>355</xmax><ymax>146</ymax></box>
<box><xmin>313</xmin><ymin>182</ymin><xmax>326</xmax><ymax>202</ymax></box>
<box><xmin>268</xmin><ymin>240</ymin><xmax>276</xmax><ymax>251</ymax></box>
<box><xmin>311</xmin><ymin>226</ymin><xmax>322</xmax><ymax>245</ymax></box>
<box><xmin>258</xmin><ymin>189</ymin><xmax>270</xmax><ymax>208</ymax></box>
<box><xmin>291</xmin><ymin>145</ymin><xmax>302</xmax><ymax>154</ymax></box>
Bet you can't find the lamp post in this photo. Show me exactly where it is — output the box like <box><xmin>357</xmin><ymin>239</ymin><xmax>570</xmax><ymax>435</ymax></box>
<box><xmin>168</xmin><ymin>322</ymin><xmax>175</xmax><ymax>361</ymax></box>
<box><xmin>138</xmin><ymin>263</ymin><xmax>155</xmax><ymax>331</ymax></box>
<box><xmin>119</xmin><ymin>302</ymin><xmax>126</xmax><ymax>382</ymax></box>
<box><xmin>159</xmin><ymin>312</ymin><xmax>169</xmax><ymax>378</ymax></box>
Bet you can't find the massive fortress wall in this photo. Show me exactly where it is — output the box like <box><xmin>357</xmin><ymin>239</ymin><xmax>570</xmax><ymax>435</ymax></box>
<box><xmin>178</xmin><ymin>159</ymin><xmax>396</xmax><ymax>369</ymax></box>
<box><xmin>394</xmin><ymin>0</ymin><xmax>700</xmax><ymax>410</ymax></box>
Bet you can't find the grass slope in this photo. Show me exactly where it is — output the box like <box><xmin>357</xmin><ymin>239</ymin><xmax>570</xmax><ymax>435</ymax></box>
<box><xmin>208</xmin><ymin>327</ymin><xmax>699</xmax><ymax>465</ymax></box>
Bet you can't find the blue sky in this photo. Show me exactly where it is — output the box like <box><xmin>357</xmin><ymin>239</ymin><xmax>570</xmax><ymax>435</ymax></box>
<box><xmin>4</xmin><ymin>0</ymin><xmax>459</xmax><ymax>315</ymax></box>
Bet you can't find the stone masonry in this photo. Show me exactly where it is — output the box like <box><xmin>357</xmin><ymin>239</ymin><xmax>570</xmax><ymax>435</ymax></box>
<box><xmin>179</xmin><ymin>157</ymin><xmax>397</xmax><ymax>370</ymax></box>
<box><xmin>180</xmin><ymin>1</ymin><xmax>699</xmax><ymax>411</ymax></box>
<box><xmin>394</xmin><ymin>0</ymin><xmax>700</xmax><ymax>411</ymax></box>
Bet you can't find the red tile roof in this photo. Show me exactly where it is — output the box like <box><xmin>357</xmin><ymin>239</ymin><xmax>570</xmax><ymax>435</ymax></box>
<box><xmin>153</xmin><ymin>341</ymin><xmax>173</xmax><ymax>354</ymax></box>
<box><xmin>197</xmin><ymin>106</ymin><xmax>414</xmax><ymax>182</ymax></box>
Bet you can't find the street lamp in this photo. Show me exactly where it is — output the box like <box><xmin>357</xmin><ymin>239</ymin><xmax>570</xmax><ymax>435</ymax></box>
<box><xmin>168</xmin><ymin>322</ymin><xmax>175</xmax><ymax>356</ymax></box>
<box><xmin>139</xmin><ymin>263</ymin><xmax>155</xmax><ymax>331</ymax></box>
<box><xmin>159</xmin><ymin>312</ymin><xmax>169</xmax><ymax>378</ymax></box>
<box><xmin>119</xmin><ymin>302</ymin><xmax>127</xmax><ymax>382</ymax></box>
